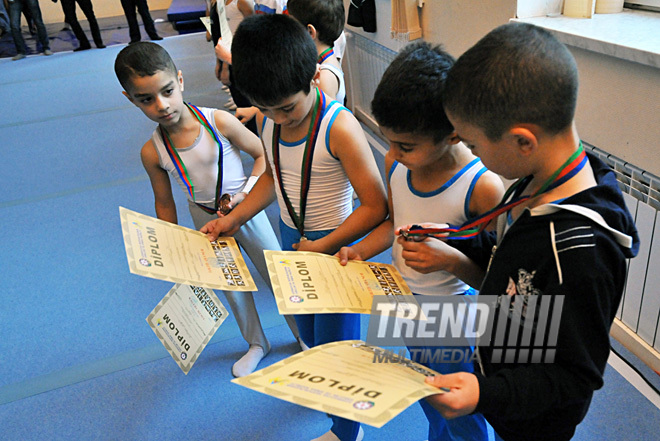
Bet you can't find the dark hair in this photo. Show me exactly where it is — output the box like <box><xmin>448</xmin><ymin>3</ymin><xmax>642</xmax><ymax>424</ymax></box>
<box><xmin>231</xmin><ymin>14</ymin><xmax>317</xmax><ymax>107</ymax></box>
<box><xmin>114</xmin><ymin>42</ymin><xmax>177</xmax><ymax>92</ymax></box>
<box><xmin>443</xmin><ymin>22</ymin><xmax>579</xmax><ymax>141</ymax></box>
<box><xmin>371</xmin><ymin>41</ymin><xmax>455</xmax><ymax>143</ymax></box>
<box><xmin>287</xmin><ymin>0</ymin><xmax>345</xmax><ymax>46</ymax></box>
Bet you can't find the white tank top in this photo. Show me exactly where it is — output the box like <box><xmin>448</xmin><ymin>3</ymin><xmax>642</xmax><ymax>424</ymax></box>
<box><xmin>151</xmin><ymin>107</ymin><xmax>247</xmax><ymax>205</ymax></box>
<box><xmin>390</xmin><ymin>157</ymin><xmax>487</xmax><ymax>295</ymax></box>
<box><xmin>319</xmin><ymin>63</ymin><xmax>346</xmax><ymax>105</ymax></box>
<box><xmin>262</xmin><ymin>100</ymin><xmax>354</xmax><ymax>232</ymax></box>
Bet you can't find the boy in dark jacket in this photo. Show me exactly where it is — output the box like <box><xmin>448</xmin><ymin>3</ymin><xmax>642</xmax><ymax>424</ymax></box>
<box><xmin>419</xmin><ymin>23</ymin><xmax>639</xmax><ymax>441</ymax></box>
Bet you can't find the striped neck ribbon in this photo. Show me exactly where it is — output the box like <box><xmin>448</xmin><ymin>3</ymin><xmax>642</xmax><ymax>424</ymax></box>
<box><xmin>402</xmin><ymin>142</ymin><xmax>588</xmax><ymax>241</ymax></box>
<box><xmin>159</xmin><ymin>103</ymin><xmax>224</xmax><ymax>214</ymax></box>
<box><xmin>318</xmin><ymin>47</ymin><xmax>335</xmax><ymax>64</ymax></box>
<box><xmin>272</xmin><ymin>88</ymin><xmax>325</xmax><ymax>239</ymax></box>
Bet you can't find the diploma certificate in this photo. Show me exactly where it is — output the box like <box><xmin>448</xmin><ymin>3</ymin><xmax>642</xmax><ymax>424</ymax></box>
<box><xmin>147</xmin><ymin>284</ymin><xmax>228</xmax><ymax>374</ymax></box>
<box><xmin>232</xmin><ymin>340</ymin><xmax>443</xmax><ymax>428</ymax></box>
<box><xmin>120</xmin><ymin>207</ymin><xmax>256</xmax><ymax>291</ymax></box>
<box><xmin>264</xmin><ymin>250</ymin><xmax>414</xmax><ymax>314</ymax></box>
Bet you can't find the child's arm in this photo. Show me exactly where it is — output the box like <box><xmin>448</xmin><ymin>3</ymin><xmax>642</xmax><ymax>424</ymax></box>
<box><xmin>318</xmin><ymin>70</ymin><xmax>340</xmax><ymax>102</ymax></box>
<box><xmin>337</xmin><ymin>153</ymin><xmax>397</xmax><ymax>265</ymax></box>
<box><xmin>201</xmin><ymin>112</ymin><xmax>276</xmax><ymax>239</ymax></box>
<box><xmin>296</xmin><ymin>110</ymin><xmax>388</xmax><ymax>255</ymax></box>
<box><xmin>237</xmin><ymin>0</ymin><xmax>254</xmax><ymax>17</ymax></box>
<box><xmin>213</xmin><ymin>109</ymin><xmax>265</xmax><ymax>207</ymax></box>
<box><xmin>141</xmin><ymin>140</ymin><xmax>178</xmax><ymax>224</ymax></box>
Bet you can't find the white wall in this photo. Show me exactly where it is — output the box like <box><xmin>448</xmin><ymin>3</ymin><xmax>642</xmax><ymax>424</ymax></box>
<box><xmin>38</xmin><ymin>0</ymin><xmax>173</xmax><ymax>25</ymax></box>
<box><xmin>343</xmin><ymin>0</ymin><xmax>660</xmax><ymax>176</ymax></box>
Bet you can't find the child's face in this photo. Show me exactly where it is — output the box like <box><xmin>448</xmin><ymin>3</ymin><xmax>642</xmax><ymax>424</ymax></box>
<box><xmin>254</xmin><ymin>89</ymin><xmax>317</xmax><ymax>130</ymax></box>
<box><xmin>381</xmin><ymin>127</ymin><xmax>453</xmax><ymax>171</ymax></box>
<box><xmin>123</xmin><ymin>69</ymin><xmax>185</xmax><ymax>128</ymax></box>
<box><xmin>445</xmin><ymin>112</ymin><xmax>522</xmax><ymax>180</ymax></box>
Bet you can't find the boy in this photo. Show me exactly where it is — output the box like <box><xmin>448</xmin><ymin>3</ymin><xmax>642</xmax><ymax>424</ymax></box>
<box><xmin>202</xmin><ymin>14</ymin><xmax>388</xmax><ymax>441</ymax></box>
<box><xmin>287</xmin><ymin>0</ymin><xmax>345</xmax><ymax>103</ymax></box>
<box><xmin>114</xmin><ymin>41</ymin><xmax>300</xmax><ymax>377</ymax></box>
<box><xmin>421</xmin><ymin>23</ymin><xmax>639</xmax><ymax>441</ymax></box>
<box><xmin>337</xmin><ymin>41</ymin><xmax>503</xmax><ymax>441</ymax></box>
<box><xmin>235</xmin><ymin>0</ymin><xmax>346</xmax><ymax>125</ymax></box>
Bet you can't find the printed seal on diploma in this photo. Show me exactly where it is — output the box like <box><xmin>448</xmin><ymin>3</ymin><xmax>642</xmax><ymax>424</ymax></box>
<box><xmin>263</xmin><ymin>250</ymin><xmax>418</xmax><ymax>315</ymax></box>
<box><xmin>119</xmin><ymin>207</ymin><xmax>257</xmax><ymax>291</ymax></box>
<box><xmin>231</xmin><ymin>340</ymin><xmax>445</xmax><ymax>428</ymax></box>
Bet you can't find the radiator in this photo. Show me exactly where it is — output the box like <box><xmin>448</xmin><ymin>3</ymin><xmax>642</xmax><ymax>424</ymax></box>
<box><xmin>344</xmin><ymin>30</ymin><xmax>660</xmax><ymax>372</ymax></box>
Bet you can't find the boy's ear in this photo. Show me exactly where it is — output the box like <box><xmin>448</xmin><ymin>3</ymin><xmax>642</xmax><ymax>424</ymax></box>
<box><xmin>311</xmin><ymin>65</ymin><xmax>321</xmax><ymax>86</ymax></box>
<box><xmin>122</xmin><ymin>90</ymin><xmax>135</xmax><ymax>104</ymax></box>
<box><xmin>306</xmin><ymin>24</ymin><xmax>318</xmax><ymax>41</ymax></box>
<box><xmin>509</xmin><ymin>126</ymin><xmax>538</xmax><ymax>155</ymax></box>
<box><xmin>445</xmin><ymin>132</ymin><xmax>461</xmax><ymax>146</ymax></box>
<box><xmin>177</xmin><ymin>70</ymin><xmax>184</xmax><ymax>92</ymax></box>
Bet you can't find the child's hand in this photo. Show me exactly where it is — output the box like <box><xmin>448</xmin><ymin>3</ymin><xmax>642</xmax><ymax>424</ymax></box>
<box><xmin>424</xmin><ymin>373</ymin><xmax>480</xmax><ymax>419</ymax></box>
<box><xmin>292</xmin><ymin>239</ymin><xmax>324</xmax><ymax>253</ymax></box>
<box><xmin>397</xmin><ymin>234</ymin><xmax>457</xmax><ymax>274</ymax></box>
<box><xmin>215</xmin><ymin>39</ymin><xmax>232</xmax><ymax>64</ymax></box>
<box><xmin>336</xmin><ymin>246</ymin><xmax>363</xmax><ymax>266</ymax></box>
<box><xmin>235</xmin><ymin>106</ymin><xmax>258</xmax><ymax>125</ymax></box>
<box><xmin>200</xmin><ymin>216</ymin><xmax>240</xmax><ymax>241</ymax></box>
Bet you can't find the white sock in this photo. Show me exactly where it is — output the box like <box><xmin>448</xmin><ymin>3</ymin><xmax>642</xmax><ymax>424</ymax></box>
<box><xmin>231</xmin><ymin>345</ymin><xmax>266</xmax><ymax>377</ymax></box>
<box><xmin>298</xmin><ymin>337</ymin><xmax>310</xmax><ymax>351</ymax></box>
<box><xmin>311</xmin><ymin>426</ymin><xmax>363</xmax><ymax>441</ymax></box>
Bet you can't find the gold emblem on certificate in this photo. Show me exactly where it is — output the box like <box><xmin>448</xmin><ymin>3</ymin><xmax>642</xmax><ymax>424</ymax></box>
<box><xmin>147</xmin><ymin>284</ymin><xmax>229</xmax><ymax>374</ymax></box>
<box><xmin>263</xmin><ymin>250</ymin><xmax>415</xmax><ymax>314</ymax></box>
<box><xmin>232</xmin><ymin>340</ymin><xmax>444</xmax><ymax>428</ymax></box>
<box><xmin>119</xmin><ymin>207</ymin><xmax>257</xmax><ymax>291</ymax></box>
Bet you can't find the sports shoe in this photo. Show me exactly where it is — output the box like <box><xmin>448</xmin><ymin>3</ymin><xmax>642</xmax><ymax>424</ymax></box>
<box><xmin>43</xmin><ymin>49</ymin><xmax>53</xmax><ymax>56</ymax></box>
<box><xmin>12</xmin><ymin>53</ymin><xmax>26</xmax><ymax>61</ymax></box>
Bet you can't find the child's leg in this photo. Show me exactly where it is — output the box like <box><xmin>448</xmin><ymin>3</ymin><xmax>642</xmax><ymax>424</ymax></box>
<box><xmin>413</xmin><ymin>292</ymin><xmax>493</xmax><ymax>441</ymax></box>
<box><xmin>316</xmin><ymin>312</ymin><xmax>362</xmax><ymax>441</ymax></box>
<box><xmin>234</xmin><ymin>211</ymin><xmax>301</xmax><ymax>341</ymax></box>
<box><xmin>279</xmin><ymin>219</ymin><xmax>363</xmax><ymax>440</ymax></box>
<box><xmin>189</xmin><ymin>203</ymin><xmax>269</xmax><ymax>375</ymax></box>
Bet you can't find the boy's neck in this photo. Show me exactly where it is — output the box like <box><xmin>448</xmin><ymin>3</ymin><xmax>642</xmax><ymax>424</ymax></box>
<box><xmin>160</xmin><ymin>103</ymin><xmax>197</xmax><ymax>135</ymax></box>
<box><xmin>409</xmin><ymin>144</ymin><xmax>473</xmax><ymax>190</ymax></box>
<box><xmin>524</xmin><ymin>126</ymin><xmax>594</xmax><ymax>199</ymax></box>
<box><xmin>316</xmin><ymin>42</ymin><xmax>331</xmax><ymax>55</ymax></box>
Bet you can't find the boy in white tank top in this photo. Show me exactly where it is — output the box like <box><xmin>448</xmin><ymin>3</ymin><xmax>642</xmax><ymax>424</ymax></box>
<box><xmin>338</xmin><ymin>42</ymin><xmax>504</xmax><ymax>441</ymax></box>
<box><xmin>202</xmin><ymin>15</ymin><xmax>387</xmax><ymax>441</ymax></box>
<box><xmin>114</xmin><ymin>42</ymin><xmax>302</xmax><ymax>378</ymax></box>
<box><xmin>235</xmin><ymin>0</ymin><xmax>347</xmax><ymax>126</ymax></box>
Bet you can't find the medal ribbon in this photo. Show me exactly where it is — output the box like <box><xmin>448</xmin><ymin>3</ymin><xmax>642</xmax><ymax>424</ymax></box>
<box><xmin>159</xmin><ymin>103</ymin><xmax>224</xmax><ymax>214</ymax></box>
<box><xmin>272</xmin><ymin>88</ymin><xmax>325</xmax><ymax>237</ymax></box>
<box><xmin>317</xmin><ymin>47</ymin><xmax>335</xmax><ymax>64</ymax></box>
<box><xmin>405</xmin><ymin>142</ymin><xmax>588</xmax><ymax>240</ymax></box>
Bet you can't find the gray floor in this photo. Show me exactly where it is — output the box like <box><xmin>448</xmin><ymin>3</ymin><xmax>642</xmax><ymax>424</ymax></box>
<box><xmin>0</xmin><ymin>32</ymin><xmax>659</xmax><ymax>441</ymax></box>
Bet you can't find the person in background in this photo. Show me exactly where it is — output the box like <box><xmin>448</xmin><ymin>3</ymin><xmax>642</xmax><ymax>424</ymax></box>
<box><xmin>120</xmin><ymin>0</ymin><xmax>162</xmax><ymax>44</ymax></box>
<box><xmin>53</xmin><ymin>0</ymin><xmax>105</xmax><ymax>51</ymax></box>
<box><xmin>7</xmin><ymin>0</ymin><xmax>51</xmax><ymax>60</ymax></box>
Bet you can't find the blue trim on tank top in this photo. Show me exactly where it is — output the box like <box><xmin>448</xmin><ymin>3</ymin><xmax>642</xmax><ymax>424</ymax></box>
<box><xmin>464</xmin><ymin>164</ymin><xmax>487</xmax><ymax>219</ymax></box>
<box><xmin>407</xmin><ymin>157</ymin><xmax>481</xmax><ymax>198</ymax></box>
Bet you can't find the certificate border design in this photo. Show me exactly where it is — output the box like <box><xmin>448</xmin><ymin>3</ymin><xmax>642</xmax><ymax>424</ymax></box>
<box><xmin>119</xmin><ymin>206</ymin><xmax>257</xmax><ymax>291</ymax></box>
<box><xmin>264</xmin><ymin>250</ymin><xmax>415</xmax><ymax>315</ymax></box>
<box><xmin>231</xmin><ymin>340</ymin><xmax>442</xmax><ymax>428</ymax></box>
<box><xmin>147</xmin><ymin>284</ymin><xmax>229</xmax><ymax>374</ymax></box>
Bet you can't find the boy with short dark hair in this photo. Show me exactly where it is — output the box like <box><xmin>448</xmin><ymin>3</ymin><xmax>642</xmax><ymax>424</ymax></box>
<box><xmin>338</xmin><ymin>41</ymin><xmax>503</xmax><ymax>441</ymax></box>
<box><xmin>114</xmin><ymin>41</ymin><xmax>301</xmax><ymax>378</ymax></box>
<box><xmin>288</xmin><ymin>0</ymin><xmax>346</xmax><ymax>103</ymax></box>
<box><xmin>202</xmin><ymin>14</ymin><xmax>388</xmax><ymax>441</ymax></box>
<box><xmin>422</xmin><ymin>23</ymin><xmax>639</xmax><ymax>441</ymax></box>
